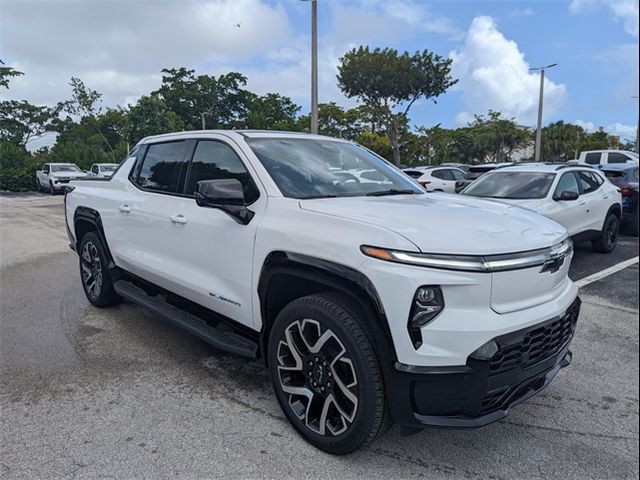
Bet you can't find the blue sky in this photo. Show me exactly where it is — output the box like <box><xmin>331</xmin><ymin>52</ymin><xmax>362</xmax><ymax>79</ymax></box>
<box><xmin>2</xmin><ymin>0</ymin><xmax>638</xmax><ymax>142</ymax></box>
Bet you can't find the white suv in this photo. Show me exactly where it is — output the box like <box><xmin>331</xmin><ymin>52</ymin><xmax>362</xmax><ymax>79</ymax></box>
<box><xmin>65</xmin><ymin>131</ymin><xmax>580</xmax><ymax>454</ymax></box>
<box><xmin>415</xmin><ymin>166</ymin><xmax>466</xmax><ymax>193</ymax></box>
<box><xmin>461</xmin><ymin>164</ymin><xmax>623</xmax><ymax>253</ymax></box>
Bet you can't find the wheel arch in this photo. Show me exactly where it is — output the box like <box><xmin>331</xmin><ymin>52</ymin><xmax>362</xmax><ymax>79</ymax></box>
<box><xmin>257</xmin><ymin>251</ymin><xmax>397</xmax><ymax>369</ymax></box>
<box><xmin>607</xmin><ymin>203</ymin><xmax>622</xmax><ymax>221</ymax></box>
<box><xmin>73</xmin><ymin>207</ymin><xmax>114</xmax><ymax>264</ymax></box>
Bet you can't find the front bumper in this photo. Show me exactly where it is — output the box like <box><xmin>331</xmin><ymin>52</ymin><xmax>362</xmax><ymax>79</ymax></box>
<box><xmin>386</xmin><ymin>297</ymin><xmax>581</xmax><ymax>428</ymax></box>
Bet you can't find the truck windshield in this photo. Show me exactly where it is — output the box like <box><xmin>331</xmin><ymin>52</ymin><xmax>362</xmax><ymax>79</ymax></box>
<box><xmin>246</xmin><ymin>138</ymin><xmax>423</xmax><ymax>199</ymax></box>
<box><xmin>51</xmin><ymin>164</ymin><xmax>81</xmax><ymax>173</ymax></box>
<box><xmin>101</xmin><ymin>165</ymin><xmax>117</xmax><ymax>172</ymax></box>
<box><xmin>462</xmin><ymin>172</ymin><xmax>556</xmax><ymax>199</ymax></box>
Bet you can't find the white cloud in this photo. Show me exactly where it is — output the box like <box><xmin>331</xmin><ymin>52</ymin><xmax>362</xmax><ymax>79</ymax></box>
<box><xmin>576</xmin><ymin>119</ymin><xmax>637</xmax><ymax>139</ymax></box>
<box><xmin>1</xmin><ymin>0</ymin><xmax>293</xmax><ymax>107</ymax></box>
<box><xmin>508</xmin><ymin>7</ymin><xmax>535</xmax><ymax>17</ymax></box>
<box><xmin>570</xmin><ymin>0</ymin><xmax>639</xmax><ymax>37</ymax></box>
<box><xmin>450</xmin><ymin>16</ymin><xmax>567</xmax><ymax>126</ymax></box>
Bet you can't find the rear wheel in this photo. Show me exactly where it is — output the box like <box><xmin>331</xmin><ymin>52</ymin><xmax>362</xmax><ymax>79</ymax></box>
<box><xmin>268</xmin><ymin>293</ymin><xmax>388</xmax><ymax>454</ymax></box>
<box><xmin>592</xmin><ymin>213</ymin><xmax>620</xmax><ymax>253</ymax></box>
<box><xmin>79</xmin><ymin>232</ymin><xmax>119</xmax><ymax>307</ymax></box>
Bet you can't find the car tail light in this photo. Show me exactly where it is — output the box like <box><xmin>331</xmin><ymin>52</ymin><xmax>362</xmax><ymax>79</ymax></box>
<box><xmin>619</xmin><ymin>185</ymin><xmax>635</xmax><ymax>197</ymax></box>
<box><xmin>455</xmin><ymin>181</ymin><xmax>464</xmax><ymax>189</ymax></box>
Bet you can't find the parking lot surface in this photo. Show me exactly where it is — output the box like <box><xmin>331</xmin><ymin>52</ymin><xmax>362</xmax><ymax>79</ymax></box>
<box><xmin>1</xmin><ymin>193</ymin><xmax>638</xmax><ymax>479</ymax></box>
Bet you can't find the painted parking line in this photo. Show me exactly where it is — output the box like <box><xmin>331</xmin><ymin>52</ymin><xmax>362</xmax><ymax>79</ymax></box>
<box><xmin>575</xmin><ymin>256</ymin><xmax>639</xmax><ymax>289</ymax></box>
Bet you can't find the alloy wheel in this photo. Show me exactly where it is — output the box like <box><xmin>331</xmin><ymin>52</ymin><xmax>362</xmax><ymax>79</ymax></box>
<box><xmin>81</xmin><ymin>241</ymin><xmax>103</xmax><ymax>301</ymax></box>
<box><xmin>607</xmin><ymin>218</ymin><xmax>619</xmax><ymax>249</ymax></box>
<box><xmin>276</xmin><ymin>319</ymin><xmax>359</xmax><ymax>436</ymax></box>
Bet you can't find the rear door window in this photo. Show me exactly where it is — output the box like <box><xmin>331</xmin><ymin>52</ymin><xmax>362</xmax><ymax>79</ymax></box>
<box><xmin>607</xmin><ymin>152</ymin><xmax>631</xmax><ymax>164</ymax></box>
<box><xmin>135</xmin><ymin>141</ymin><xmax>189</xmax><ymax>193</ymax></box>
<box><xmin>577</xmin><ymin>170</ymin><xmax>600</xmax><ymax>194</ymax></box>
<box><xmin>584</xmin><ymin>153</ymin><xmax>602</xmax><ymax>165</ymax></box>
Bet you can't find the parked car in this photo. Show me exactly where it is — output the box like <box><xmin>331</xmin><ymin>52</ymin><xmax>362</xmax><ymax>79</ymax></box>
<box><xmin>35</xmin><ymin>163</ymin><xmax>88</xmax><ymax>194</ymax></box>
<box><xmin>440</xmin><ymin>162</ymin><xmax>470</xmax><ymax>174</ymax></box>
<box><xmin>65</xmin><ymin>131</ymin><xmax>580</xmax><ymax>454</ymax></box>
<box><xmin>574</xmin><ymin>150</ymin><xmax>638</xmax><ymax>166</ymax></box>
<box><xmin>89</xmin><ymin>163</ymin><xmax>119</xmax><ymax>178</ymax></box>
<box><xmin>402</xmin><ymin>167</ymin><xmax>429</xmax><ymax>179</ymax></box>
<box><xmin>416</xmin><ymin>166</ymin><xmax>466</xmax><ymax>193</ymax></box>
<box><xmin>461</xmin><ymin>164</ymin><xmax>623</xmax><ymax>252</ymax></box>
<box><xmin>454</xmin><ymin>163</ymin><xmax>511</xmax><ymax>193</ymax></box>
<box><xmin>599</xmin><ymin>164</ymin><xmax>639</xmax><ymax>236</ymax></box>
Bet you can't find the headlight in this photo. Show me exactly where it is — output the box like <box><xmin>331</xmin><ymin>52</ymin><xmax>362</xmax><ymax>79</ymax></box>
<box><xmin>360</xmin><ymin>239</ymin><xmax>573</xmax><ymax>273</ymax></box>
<box><xmin>408</xmin><ymin>286</ymin><xmax>444</xmax><ymax>349</ymax></box>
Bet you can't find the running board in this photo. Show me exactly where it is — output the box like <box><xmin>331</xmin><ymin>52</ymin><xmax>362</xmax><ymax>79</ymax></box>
<box><xmin>113</xmin><ymin>280</ymin><xmax>258</xmax><ymax>359</ymax></box>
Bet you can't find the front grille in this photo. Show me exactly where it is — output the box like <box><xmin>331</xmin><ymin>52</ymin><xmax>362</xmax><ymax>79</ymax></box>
<box><xmin>488</xmin><ymin>301</ymin><xmax>580</xmax><ymax>377</ymax></box>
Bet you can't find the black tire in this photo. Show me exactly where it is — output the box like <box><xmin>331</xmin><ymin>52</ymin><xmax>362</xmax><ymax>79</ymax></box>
<box><xmin>48</xmin><ymin>181</ymin><xmax>55</xmax><ymax>195</ymax></box>
<box><xmin>268</xmin><ymin>293</ymin><xmax>388</xmax><ymax>454</ymax></box>
<box><xmin>591</xmin><ymin>213</ymin><xmax>620</xmax><ymax>253</ymax></box>
<box><xmin>78</xmin><ymin>232</ymin><xmax>119</xmax><ymax>307</ymax></box>
<box><xmin>35</xmin><ymin>178</ymin><xmax>42</xmax><ymax>192</ymax></box>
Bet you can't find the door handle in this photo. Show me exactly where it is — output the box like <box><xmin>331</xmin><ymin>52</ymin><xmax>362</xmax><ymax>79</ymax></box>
<box><xmin>118</xmin><ymin>205</ymin><xmax>131</xmax><ymax>213</ymax></box>
<box><xmin>579</xmin><ymin>201</ymin><xmax>587</xmax><ymax>206</ymax></box>
<box><xmin>170</xmin><ymin>214</ymin><xmax>187</xmax><ymax>225</ymax></box>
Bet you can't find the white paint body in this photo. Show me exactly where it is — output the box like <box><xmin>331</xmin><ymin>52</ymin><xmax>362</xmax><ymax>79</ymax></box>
<box><xmin>66</xmin><ymin>131</ymin><xmax>579</xmax><ymax>368</ymax></box>
<box><xmin>416</xmin><ymin>167</ymin><xmax>466</xmax><ymax>193</ymax></box>
<box><xmin>36</xmin><ymin>163</ymin><xmax>88</xmax><ymax>192</ymax></box>
<box><xmin>463</xmin><ymin>165</ymin><xmax>622</xmax><ymax>237</ymax></box>
<box><xmin>575</xmin><ymin>150</ymin><xmax>639</xmax><ymax>166</ymax></box>
<box><xmin>89</xmin><ymin>163</ymin><xmax>119</xmax><ymax>178</ymax></box>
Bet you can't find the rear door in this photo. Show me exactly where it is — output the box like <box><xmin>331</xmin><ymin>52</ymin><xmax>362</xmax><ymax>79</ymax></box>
<box><xmin>576</xmin><ymin>169</ymin><xmax>607</xmax><ymax>232</ymax></box>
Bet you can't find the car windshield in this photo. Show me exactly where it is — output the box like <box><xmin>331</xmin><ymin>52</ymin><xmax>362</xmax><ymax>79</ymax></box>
<box><xmin>51</xmin><ymin>164</ymin><xmax>81</xmax><ymax>173</ymax></box>
<box><xmin>246</xmin><ymin>138</ymin><xmax>423</xmax><ymax>199</ymax></box>
<box><xmin>101</xmin><ymin>165</ymin><xmax>117</xmax><ymax>172</ymax></box>
<box><xmin>462</xmin><ymin>171</ymin><xmax>556</xmax><ymax>199</ymax></box>
<box><xmin>465</xmin><ymin>168</ymin><xmax>494</xmax><ymax>180</ymax></box>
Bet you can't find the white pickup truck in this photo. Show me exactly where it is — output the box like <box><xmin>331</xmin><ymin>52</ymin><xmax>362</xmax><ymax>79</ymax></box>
<box><xmin>36</xmin><ymin>163</ymin><xmax>88</xmax><ymax>194</ymax></box>
<box><xmin>64</xmin><ymin>130</ymin><xmax>580</xmax><ymax>454</ymax></box>
<box><xmin>574</xmin><ymin>150</ymin><xmax>638</xmax><ymax>166</ymax></box>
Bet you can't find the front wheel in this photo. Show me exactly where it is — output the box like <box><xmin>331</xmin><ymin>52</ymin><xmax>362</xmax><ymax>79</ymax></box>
<box><xmin>48</xmin><ymin>181</ymin><xmax>55</xmax><ymax>195</ymax></box>
<box><xmin>268</xmin><ymin>293</ymin><xmax>388</xmax><ymax>454</ymax></box>
<box><xmin>78</xmin><ymin>232</ymin><xmax>119</xmax><ymax>307</ymax></box>
<box><xmin>592</xmin><ymin>213</ymin><xmax>620</xmax><ymax>253</ymax></box>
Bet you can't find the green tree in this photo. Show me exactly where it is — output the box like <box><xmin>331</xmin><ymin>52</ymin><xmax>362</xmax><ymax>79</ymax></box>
<box><xmin>0</xmin><ymin>100</ymin><xmax>54</xmax><ymax>146</ymax></box>
<box><xmin>125</xmin><ymin>94</ymin><xmax>184</xmax><ymax>144</ymax></box>
<box><xmin>64</xmin><ymin>77</ymin><xmax>123</xmax><ymax>161</ymax></box>
<box><xmin>0</xmin><ymin>64</ymin><xmax>23</xmax><ymax>89</ymax></box>
<box><xmin>541</xmin><ymin>121</ymin><xmax>584</xmax><ymax>161</ymax></box>
<box><xmin>337</xmin><ymin>46</ymin><xmax>457</xmax><ymax>166</ymax></box>
<box><xmin>244</xmin><ymin>93</ymin><xmax>300</xmax><ymax>130</ymax></box>
<box><xmin>467</xmin><ymin>111</ymin><xmax>531</xmax><ymax>162</ymax></box>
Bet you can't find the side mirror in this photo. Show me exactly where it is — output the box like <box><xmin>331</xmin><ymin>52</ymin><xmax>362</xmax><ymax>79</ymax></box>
<box><xmin>554</xmin><ymin>191</ymin><xmax>579</xmax><ymax>202</ymax></box>
<box><xmin>195</xmin><ymin>179</ymin><xmax>254</xmax><ymax>225</ymax></box>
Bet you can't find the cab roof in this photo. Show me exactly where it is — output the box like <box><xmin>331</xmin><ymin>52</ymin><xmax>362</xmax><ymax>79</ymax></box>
<box><xmin>139</xmin><ymin>130</ymin><xmax>345</xmax><ymax>144</ymax></box>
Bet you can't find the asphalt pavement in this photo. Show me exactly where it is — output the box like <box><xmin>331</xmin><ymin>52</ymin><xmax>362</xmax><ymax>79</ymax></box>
<box><xmin>1</xmin><ymin>193</ymin><xmax>638</xmax><ymax>479</ymax></box>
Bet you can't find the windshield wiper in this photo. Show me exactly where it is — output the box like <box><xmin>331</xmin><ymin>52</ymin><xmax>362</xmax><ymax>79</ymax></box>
<box><xmin>366</xmin><ymin>189</ymin><xmax>417</xmax><ymax>197</ymax></box>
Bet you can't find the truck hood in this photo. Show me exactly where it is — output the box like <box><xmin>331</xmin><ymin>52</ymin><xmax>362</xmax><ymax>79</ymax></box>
<box><xmin>299</xmin><ymin>193</ymin><xmax>567</xmax><ymax>255</ymax></box>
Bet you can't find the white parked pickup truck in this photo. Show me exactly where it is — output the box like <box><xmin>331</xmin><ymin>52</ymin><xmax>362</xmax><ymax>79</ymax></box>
<box><xmin>574</xmin><ymin>150</ymin><xmax>638</xmax><ymax>166</ymax></box>
<box><xmin>64</xmin><ymin>131</ymin><xmax>580</xmax><ymax>454</ymax></box>
<box><xmin>36</xmin><ymin>163</ymin><xmax>88</xmax><ymax>194</ymax></box>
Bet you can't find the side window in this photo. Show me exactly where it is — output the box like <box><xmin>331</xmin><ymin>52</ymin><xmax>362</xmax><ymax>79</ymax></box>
<box><xmin>431</xmin><ymin>170</ymin><xmax>444</xmax><ymax>179</ymax></box>
<box><xmin>185</xmin><ymin>140</ymin><xmax>259</xmax><ymax>203</ymax></box>
<box><xmin>607</xmin><ymin>152</ymin><xmax>630</xmax><ymax>164</ymax></box>
<box><xmin>43</xmin><ymin>165</ymin><xmax>50</xmax><ymax>174</ymax></box>
<box><xmin>91</xmin><ymin>165</ymin><xmax>99</xmax><ymax>174</ymax></box>
<box><xmin>554</xmin><ymin>172</ymin><xmax>580</xmax><ymax>197</ymax></box>
<box><xmin>584</xmin><ymin>153</ymin><xmax>601</xmax><ymax>165</ymax></box>
<box><xmin>577</xmin><ymin>170</ymin><xmax>600</xmax><ymax>194</ymax></box>
<box><xmin>451</xmin><ymin>169</ymin><xmax>466</xmax><ymax>181</ymax></box>
<box><xmin>136</xmin><ymin>141</ymin><xmax>189</xmax><ymax>193</ymax></box>
<box><xmin>439</xmin><ymin>169</ymin><xmax>455</xmax><ymax>181</ymax></box>
<box><xmin>591</xmin><ymin>171</ymin><xmax>604</xmax><ymax>186</ymax></box>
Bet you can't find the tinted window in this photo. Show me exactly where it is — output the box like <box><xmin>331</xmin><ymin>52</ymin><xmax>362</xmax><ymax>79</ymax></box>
<box><xmin>185</xmin><ymin>141</ymin><xmax>259</xmax><ymax>203</ymax></box>
<box><xmin>608</xmin><ymin>152</ymin><xmax>630</xmax><ymax>164</ymax></box>
<box><xmin>247</xmin><ymin>138</ymin><xmax>422</xmax><ymax>199</ymax></box>
<box><xmin>554</xmin><ymin>172</ymin><xmax>580</xmax><ymax>197</ymax></box>
<box><xmin>602</xmin><ymin>169</ymin><xmax>625</xmax><ymax>185</ymax></box>
<box><xmin>433</xmin><ymin>169</ymin><xmax>454</xmax><ymax>180</ymax></box>
<box><xmin>403</xmin><ymin>170</ymin><xmax>423</xmax><ymax>179</ymax></box>
<box><xmin>137</xmin><ymin>141</ymin><xmax>188</xmax><ymax>193</ymax></box>
<box><xmin>577</xmin><ymin>170</ymin><xmax>600</xmax><ymax>194</ymax></box>
<box><xmin>43</xmin><ymin>165</ymin><xmax>50</xmax><ymax>174</ymax></box>
<box><xmin>51</xmin><ymin>164</ymin><xmax>81</xmax><ymax>173</ymax></box>
<box><xmin>91</xmin><ymin>165</ymin><xmax>99</xmax><ymax>174</ymax></box>
<box><xmin>584</xmin><ymin>153</ymin><xmax>601</xmax><ymax>165</ymax></box>
<box><xmin>451</xmin><ymin>169</ymin><xmax>466</xmax><ymax>180</ymax></box>
<box><xmin>462</xmin><ymin>172</ymin><xmax>556</xmax><ymax>199</ymax></box>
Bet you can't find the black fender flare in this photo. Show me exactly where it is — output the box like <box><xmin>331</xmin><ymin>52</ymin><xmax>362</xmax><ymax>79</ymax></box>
<box><xmin>257</xmin><ymin>251</ymin><xmax>397</xmax><ymax>368</ymax></box>
<box><xmin>73</xmin><ymin>207</ymin><xmax>115</xmax><ymax>265</ymax></box>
